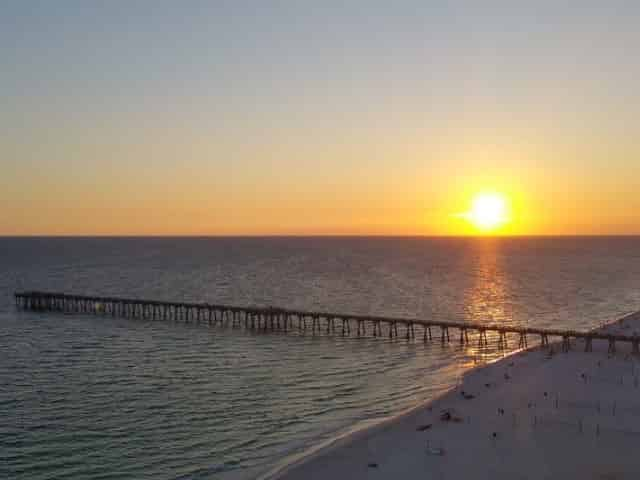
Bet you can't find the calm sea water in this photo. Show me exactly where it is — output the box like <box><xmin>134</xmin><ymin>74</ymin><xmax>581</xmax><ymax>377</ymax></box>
<box><xmin>2</xmin><ymin>237</ymin><xmax>640</xmax><ymax>479</ymax></box>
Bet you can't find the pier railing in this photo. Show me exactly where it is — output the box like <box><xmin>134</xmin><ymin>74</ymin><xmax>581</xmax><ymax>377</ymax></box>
<box><xmin>14</xmin><ymin>291</ymin><xmax>640</xmax><ymax>354</ymax></box>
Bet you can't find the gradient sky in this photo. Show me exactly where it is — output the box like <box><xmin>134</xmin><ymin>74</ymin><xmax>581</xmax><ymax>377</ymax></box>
<box><xmin>2</xmin><ymin>1</ymin><xmax>639</xmax><ymax>235</ymax></box>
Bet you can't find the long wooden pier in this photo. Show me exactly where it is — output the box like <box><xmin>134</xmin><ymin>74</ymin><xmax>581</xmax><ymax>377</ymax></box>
<box><xmin>14</xmin><ymin>291</ymin><xmax>640</xmax><ymax>354</ymax></box>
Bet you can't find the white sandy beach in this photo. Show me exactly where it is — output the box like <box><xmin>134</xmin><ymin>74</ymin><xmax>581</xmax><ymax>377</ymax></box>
<box><xmin>271</xmin><ymin>313</ymin><xmax>640</xmax><ymax>480</ymax></box>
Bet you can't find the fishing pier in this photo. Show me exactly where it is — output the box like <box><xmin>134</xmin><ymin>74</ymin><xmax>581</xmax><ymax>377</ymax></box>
<box><xmin>14</xmin><ymin>291</ymin><xmax>640</xmax><ymax>354</ymax></box>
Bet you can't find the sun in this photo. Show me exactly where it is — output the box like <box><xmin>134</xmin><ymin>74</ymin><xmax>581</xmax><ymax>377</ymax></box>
<box><xmin>467</xmin><ymin>193</ymin><xmax>508</xmax><ymax>232</ymax></box>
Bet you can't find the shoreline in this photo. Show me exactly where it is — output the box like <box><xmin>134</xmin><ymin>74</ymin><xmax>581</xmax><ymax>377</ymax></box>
<box><xmin>262</xmin><ymin>346</ymin><xmax>527</xmax><ymax>480</ymax></box>
<box><xmin>263</xmin><ymin>350</ymin><xmax>526</xmax><ymax>480</ymax></box>
<box><xmin>260</xmin><ymin>384</ymin><xmax>460</xmax><ymax>480</ymax></box>
<box><xmin>268</xmin><ymin>311</ymin><xmax>640</xmax><ymax>479</ymax></box>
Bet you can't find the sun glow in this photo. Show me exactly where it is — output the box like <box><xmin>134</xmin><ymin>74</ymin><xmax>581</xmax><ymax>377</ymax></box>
<box><xmin>467</xmin><ymin>193</ymin><xmax>509</xmax><ymax>232</ymax></box>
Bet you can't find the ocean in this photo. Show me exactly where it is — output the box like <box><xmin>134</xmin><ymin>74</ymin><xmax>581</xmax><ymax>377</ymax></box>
<box><xmin>2</xmin><ymin>236</ymin><xmax>640</xmax><ymax>479</ymax></box>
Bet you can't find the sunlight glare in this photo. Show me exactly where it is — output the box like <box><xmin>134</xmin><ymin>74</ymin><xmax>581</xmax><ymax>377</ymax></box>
<box><xmin>468</xmin><ymin>193</ymin><xmax>508</xmax><ymax>232</ymax></box>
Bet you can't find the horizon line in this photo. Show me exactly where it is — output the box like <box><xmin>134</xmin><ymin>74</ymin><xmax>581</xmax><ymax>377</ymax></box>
<box><xmin>1</xmin><ymin>234</ymin><xmax>639</xmax><ymax>239</ymax></box>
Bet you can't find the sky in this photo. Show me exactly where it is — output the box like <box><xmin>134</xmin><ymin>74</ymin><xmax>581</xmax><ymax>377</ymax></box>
<box><xmin>1</xmin><ymin>1</ymin><xmax>639</xmax><ymax>236</ymax></box>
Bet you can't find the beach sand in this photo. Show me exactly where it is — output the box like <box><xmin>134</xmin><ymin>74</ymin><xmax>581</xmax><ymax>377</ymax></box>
<box><xmin>271</xmin><ymin>313</ymin><xmax>640</xmax><ymax>479</ymax></box>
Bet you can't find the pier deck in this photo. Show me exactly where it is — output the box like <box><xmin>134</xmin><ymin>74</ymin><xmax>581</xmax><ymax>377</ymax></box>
<box><xmin>14</xmin><ymin>291</ymin><xmax>640</xmax><ymax>354</ymax></box>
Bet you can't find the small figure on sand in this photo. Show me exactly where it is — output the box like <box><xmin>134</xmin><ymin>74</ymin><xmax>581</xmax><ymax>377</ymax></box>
<box><xmin>460</xmin><ymin>390</ymin><xmax>475</xmax><ymax>400</ymax></box>
<box><xmin>440</xmin><ymin>409</ymin><xmax>463</xmax><ymax>422</ymax></box>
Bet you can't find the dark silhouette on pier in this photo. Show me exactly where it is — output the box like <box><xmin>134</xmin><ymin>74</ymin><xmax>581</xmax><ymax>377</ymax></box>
<box><xmin>14</xmin><ymin>291</ymin><xmax>640</xmax><ymax>354</ymax></box>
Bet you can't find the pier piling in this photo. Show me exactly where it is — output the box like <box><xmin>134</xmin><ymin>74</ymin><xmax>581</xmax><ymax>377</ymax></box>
<box><xmin>13</xmin><ymin>291</ymin><xmax>640</xmax><ymax>354</ymax></box>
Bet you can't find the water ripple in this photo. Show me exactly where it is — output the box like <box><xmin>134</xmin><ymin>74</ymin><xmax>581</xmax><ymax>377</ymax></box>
<box><xmin>2</xmin><ymin>237</ymin><xmax>640</xmax><ymax>479</ymax></box>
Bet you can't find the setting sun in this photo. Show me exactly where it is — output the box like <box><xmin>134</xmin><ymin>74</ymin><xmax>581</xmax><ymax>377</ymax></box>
<box><xmin>467</xmin><ymin>193</ymin><xmax>509</xmax><ymax>232</ymax></box>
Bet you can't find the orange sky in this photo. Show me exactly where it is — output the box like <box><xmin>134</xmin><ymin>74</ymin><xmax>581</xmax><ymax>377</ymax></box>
<box><xmin>4</xmin><ymin>133</ymin><xmax>638</xmax><ymax>236</ymax></box>
<box><xmin>2</xmin><ymin>3</ymin><xmax>639</xmax><ymax>236</ymax></box>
